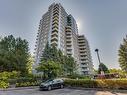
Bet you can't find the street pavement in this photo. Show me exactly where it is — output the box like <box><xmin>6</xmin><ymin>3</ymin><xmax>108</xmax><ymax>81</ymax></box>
<box><xmin>0</xmin><ymin>88</ymin><xmax>127</xmax><ymax>95</ymax></box>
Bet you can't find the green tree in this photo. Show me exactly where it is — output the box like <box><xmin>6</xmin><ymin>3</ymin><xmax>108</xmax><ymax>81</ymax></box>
<box><xmin>36</xmin><ymin>60</ymin><xmax>60</xmax><ymax>79</ymax></box>
<box><xmin>109</xmin><ymin>69</ymin><xmax>127</xmax><ymax>78</ymax></box>
<box><xmin>27</xmin><ymin>54</ymin><xmax>34</xmax><ymax>74</ymax></box>
<box><xmin>98</xmin><ymin>63</ymin><xmax>109</xmax><ymax>74</ymax></box>
<box><xmin>36</xmin><ymin>42</ymin><xmax>77</xmax><ymax>78</ymax></box>
<box><xmin>118</xmin><ymin>35</ymin><xmax>127</xmax><ymax>72</ymax></box>
<box><xmin>36</xmin><ymin>43</ymin><xmax>60</xmax><ymax>79</ymax></box>
<box><xmin>65</xmin><ymin>56</ymin><xmax>76</xmax><ymax>75</ymax></box>
<box><xmin>42</xmin><ymin>42</ymin><xmax>52</xmax><ymax>61</ymax></box>
<box><xmin>0</xmin><ymin>35</ymin><xmax>30</xmax><ymax>76</ymax></box>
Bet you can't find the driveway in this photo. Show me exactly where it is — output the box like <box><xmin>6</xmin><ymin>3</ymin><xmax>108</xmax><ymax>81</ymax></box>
<box><xmin>0</xmin><ymin>88</ymin><xmax>127</xmax><ymax>95</ymax></box>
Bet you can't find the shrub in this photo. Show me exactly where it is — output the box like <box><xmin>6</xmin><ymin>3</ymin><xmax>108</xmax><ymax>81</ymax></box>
<box><xmin>64</xmin><ymin>79</ymin><xmax>97</xmax><ymax>88</ymax></box>
<box><xmin>16</xmin><ymin>77</ymin><xmax>41</xmax><ymax>87</ymax></box>
<box><xmin>0</xmin><ymin>71</ymin><xmax>20</xmax><ymax>88</ymax></box>
<box><xmin>16</xmin><ymin>81</ymin><xmax>40</xmax><ymax>87</ymax></box>
<box><xmin>0</xmin><ymin>80</ymin><xmax>9</xmax><ymax>88</ymax></box>
<box><xmin>0</xmin><ymin>71</ymin><xmax>19</xmax><ymax>80</ymax></box>
<box><xmin>66</xmin><ymin>74</ymin><xmax>91</xmax><ymax>79</ymax></box>
<box><xmin>64</xmin><ymin>79</ymin><xmax>127</xmax><ymax>89</ymax></box>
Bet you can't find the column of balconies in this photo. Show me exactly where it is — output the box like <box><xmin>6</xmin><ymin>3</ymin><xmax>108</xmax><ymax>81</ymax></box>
<box><xmin>78</xmin><ymin>35</ymin><xmax>91</xmax><ymax>75</ymax></box>
<box><xmin>51</xmin><ymin>6</ymin><xmax>59</xmax><ymax>47</ymax></box>
<box><xmin>65</xmin><ymin>26</ymin><xmax>73</xmax><ymax>56</ymax></box>
<box><xmin>51</xmin><ymin>28</ymin><xmax>58</xmax><ymax>47</ymax></box>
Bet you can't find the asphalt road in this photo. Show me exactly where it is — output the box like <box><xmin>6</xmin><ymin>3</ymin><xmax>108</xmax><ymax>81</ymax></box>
<box><xmin>0</xmin><ymin>88</ymin><xmax>127</xmax><ymax>95</ymax></box>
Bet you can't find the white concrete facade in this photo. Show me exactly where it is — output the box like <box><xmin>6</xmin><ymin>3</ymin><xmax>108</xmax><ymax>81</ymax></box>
<box><xmin>34</xmin><ymin>3</ymin><xmax>93</xmax><ymax>75</ymax></box>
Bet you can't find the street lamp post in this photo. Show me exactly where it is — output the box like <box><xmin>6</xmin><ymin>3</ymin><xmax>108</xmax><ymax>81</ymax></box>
<box><xmin>95</xmin><ymin>49</ymin><xmax>104</xmax><ymax>75</ymax></box>
<box><xmin>95</xmin><ymin>49</ymin><xmax>101</xmax><ymax>64</ymax></box>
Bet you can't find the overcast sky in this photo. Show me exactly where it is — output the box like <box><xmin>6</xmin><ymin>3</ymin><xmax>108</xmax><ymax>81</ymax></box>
<box><xmin>0</xmin><ymin>0</ymin><xmax>127</xmax><ymax>69</ymax></box>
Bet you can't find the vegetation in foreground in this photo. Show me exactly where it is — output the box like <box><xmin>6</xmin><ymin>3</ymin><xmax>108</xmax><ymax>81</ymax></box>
<box><xmin>64</xmin><ymin>79</ymin><xmax>127</xmax><ymax>90</ymax></box>
<box><xmin>0</xmin><ymin>35</ymin><xmax>33</xmax><ymax>76</ymax></box>
<box><xmin>36</xmin><ymin>42</ymin><xmax>77</xmax><ymax>79</ymax></box>
<box><xmin>0</xmin><ymin>35</ymin><xmax>127</xmax><ymax>89</ymax></box>
<box><xmin>118</xmin><ymin>35</ymin><xmax>127</xmax><ymax>73</ymax></box>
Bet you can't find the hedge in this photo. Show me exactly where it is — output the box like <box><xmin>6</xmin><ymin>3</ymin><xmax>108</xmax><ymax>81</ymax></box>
<box><xmin>16</xmin><ymin>81</ymin><xmax>39</xmax><ymax>87</ymax></box>
<box><xmin>16</xmin><ymin>77</ymin><xmax>41</xmax><ymax>87</ymax></box>
<box><xmin>64</xmin><ymin>79</ymin><xmax>127</xmax><ymax>90</ymax></box>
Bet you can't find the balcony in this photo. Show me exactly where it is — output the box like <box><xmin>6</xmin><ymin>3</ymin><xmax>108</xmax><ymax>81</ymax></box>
<box><xmin>66</xmin><ymin>26</ymin><xmax>71</xmax><ymax>29</ymax></box>
<box><xmin>52</xmin><ymin>27</ymin><xmax>58</xmax><ymax>31</ymax></box>
<box><xmin>79</xmin><ymin>44</ymin><xmax>85</xmax><ymax>47</ymax></box>
<box><xmin>53</xmin><ymin>10</ymin><xmax>59</xmax><ymax>14</ymax></box>
<box><xmin>67</xmin><ymin>51</ymin><xmax>72</xmax><ymax>55</ymax></box>
<box><xmin>51</xmin><ymin>32</ymin><xmax>58</xmax><ymax>36</ymax></box>
<box><xmin>80</xmin><ymin>64</ymin><xmax>87</xmax><ymax>68</ymax></box>
<box><xmin>66</xmin><ymin>31</ymin><xmax>71</xmax><ymax>35</ymax></box>
<box><xmin>79</xmin><ymin>47</ymin><xmax>85</xmax><ymax>50</ymax></box>
<box><xmin>78</xmin><ymin>39</ymin><xmax>85</xmax><ymax>42</ymax></box>
<box><xmin>66</xmin><ymin>40</ymin><xmax>71</xmax><ymax>43</ymax></box>
<box><xmin>52</xmin><ymin>19</ymin><xmax>59</xmax><ymax>23</ymax></box>
<box><xmin>53</xmin><ymin>13</ymin><xmax>59</xmax><ymax>17</ymax></box>
<box><xmin>80</xmin><ymin>57</ymin><xmax>87</xmax><ymax>60</ymax></box>
<box><xmin>67</xmin><ymin>45</ymin><xmax>72</xmax><ymax>47</ymax></box>
<box><xmin>66</xmin><ymin>47</ymin><xmax>72</xmax><ymax>50</ymax></box>
<box><xmin>66</xmin><ymin>36</ymin><xmax>71</xmax><ymax>39</ymax></box>
<box><xmin>66</xmin><ymin>28</ymin><xmax>72</xmax><ymax>32</ymax></box>
<box><xmin>66</xmin><ymin>34</ymin><xmax>71</xmax><ymax>38</ymax></box>
<box><xmin>54</xmin><ymin>6</ymin><xmax>59</xmax><ymax>9</ymax></box>
<box><xmin>81</xmin><ymin>67</ymin><xmax>89</xmax><ymax>71</ymax></box>
<box><xmin>80</xmin><ymin>60</ymin><xmax>89</xmax><ymax>63</ymax></box>
<box><xmin>52</xmin><ymin>20</ymin><xmax>59</xmax><ymax>24</ymax></box>
<box><xmin>52</xmin><ymin>23</ymin><xmax>58</xmax><ymax>27</ymax></box>
<box><xmin>78</xmin><ymin>42</ymin><xmax>85</xmax><ymax>45</ymax></box>
<box><xmin>51</xmin><ymin>36</ymin><xmax>58</xmax><ymax>40</ymax></box>
<box><xmin>82</xmin><ymin>71</ymin><xmax>89</xmax><ymax>75</ymax></box>
<box><xmin>52</xmin><ymin>30</ymin><xmax>58</xmax><ymax>34</ymax></box>
<box><xmin>79</xmin><ymin>49</ymin><xmax>85</xmax><ymax>52</ymax></box>
<box><xmin>80</xmin><ymin>55</ymin><xmax>87</xmax><ymax>57</ymax></box>
<box><xmin>53</xmin><ymin>12</ymin><xmax>59</xmax><ymax>16</ymax></box>
<box><xmin>51</xmin><ymin>42</ymin><xmax>58</xmax><ymax>47</ymax></box>
<box><xmin>67</xmin><ymin>53</ymin><xmax>72</xmax><ymax>56</ymax></box>
<box><xmin>66</xmin><ymin>43</ymin><xmax>71</xmax><ymax>45</ymax></box>
<box><xmin>53</xmin><ymin>16</ymin><xmax>59</xmax><ymax>21</ymax></box>
<box><xmin>81</xmin><ymin>62</ymin><xmax>88</xmax><ymax>65</ymax></box>
<box><xmin>52</xmin><ymin>26</ymin><xmax>58</xmax><ymax>30</ymax></box>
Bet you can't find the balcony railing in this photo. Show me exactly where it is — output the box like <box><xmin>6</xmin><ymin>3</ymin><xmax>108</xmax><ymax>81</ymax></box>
<box><xmin>51</xmin><ymin>32</ymin><xmax>58</xmax><ymax>36</ymax></box>
<box><xmin>52</xmin><ymin>27</ymin><xmax>58</xmax><ymax>31</ymax></box>
<box><xmin>51</xmin><ymin>36</ymin><xmax>58</xmax><ymax>40</ymax></box>
<box><xmin>51</xmin><ymin>37</ymin><xmax>58</xmax><ymax>42</ymax></box>
<box><xmin>66</xmin><ymin>28</ymin><xmax>72</xmax><ymax>32</ymax></box>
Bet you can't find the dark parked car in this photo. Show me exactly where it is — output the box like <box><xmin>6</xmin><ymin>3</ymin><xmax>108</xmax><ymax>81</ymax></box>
<box><xmin>39</xmin><ymin>79</ymin><xmax>64</xmax><ymax>91</ymax></box>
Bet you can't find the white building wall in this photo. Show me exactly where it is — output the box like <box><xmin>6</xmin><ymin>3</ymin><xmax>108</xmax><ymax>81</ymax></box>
<box><xmin>34</xmin><ymin>3</ymin><xmax>94</xmax><ymax>75</ymax></box>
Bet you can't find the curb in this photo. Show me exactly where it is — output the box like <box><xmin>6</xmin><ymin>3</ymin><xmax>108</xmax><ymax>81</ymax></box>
<box><xmin>0</xmin><ymin>86</ymin><xmax>38</xmax><ymax>91</ymax></box>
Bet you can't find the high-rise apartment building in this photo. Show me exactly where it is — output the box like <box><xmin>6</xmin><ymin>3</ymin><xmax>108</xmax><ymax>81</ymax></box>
<box><xmin>34</xmin><ymin>3</ymin><xmax>93</xmax><ymax>75</ymax></box>
<box><xmin>78</xmin><ymin>35</ymin><xmax>94</xmax><ymax>75</ymax></box>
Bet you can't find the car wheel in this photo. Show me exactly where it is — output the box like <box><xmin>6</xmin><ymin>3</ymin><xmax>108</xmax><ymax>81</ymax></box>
<box><xmin>60</xmin><ymin>84</ymin><xmax>64</xmax><ymax>88</ymax></box>
<box><xmin>48</xmin><ymin>86</ymin><xmax>51</xmax><ymax>91</ymax></box>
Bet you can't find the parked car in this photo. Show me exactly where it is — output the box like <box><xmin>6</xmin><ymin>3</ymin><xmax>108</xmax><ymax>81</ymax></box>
<box><xmin>39</xmin><ymin>79</ymin><xmax>64</xmax><ymax>91</ymax></box>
